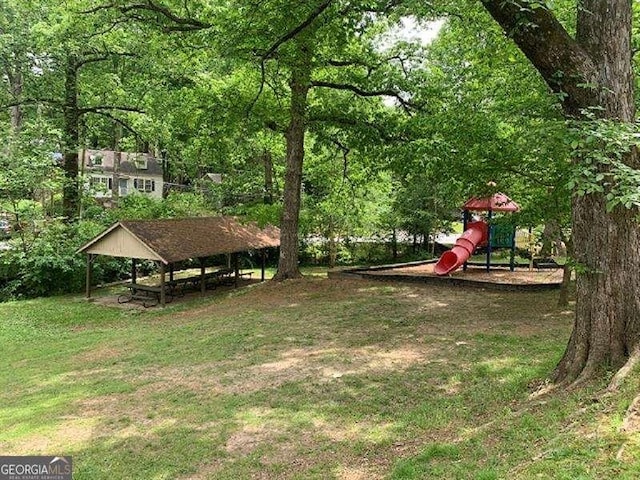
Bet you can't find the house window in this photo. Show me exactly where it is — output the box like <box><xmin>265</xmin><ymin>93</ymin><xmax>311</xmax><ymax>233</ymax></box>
<box><xmin>133</xmin><ymin>178</ymin><xmax>155</xmax><ymax>192</ymax></box>
<box><xmin>90</xmin><ymin>176</ymin><xmax>112</xmax><ymax>190</ymax></box>
<box><xmin>134</xmin><ymin>156</ymin><xmax>148</xmax><ymax>169</ymax></box>
<box><xmin>89</xmin><ymin>154</ymin><xmax>103</xmax><ymax>166</ymax></box>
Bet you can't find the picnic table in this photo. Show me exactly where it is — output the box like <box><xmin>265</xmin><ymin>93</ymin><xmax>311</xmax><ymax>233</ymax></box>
<box><xmin>117</xmin><ymin>267</ymin><xmax>253</xmax><ymax>307</ymax></box>
<box><xmin>162</xmin><ymin>268</ymin><xmax>234</xmax><ymax>297</ymax></box>
<box><xmin>118</xmin><ymin>282</ymin><xmax>174</xmax><ymax>308</ymax></box>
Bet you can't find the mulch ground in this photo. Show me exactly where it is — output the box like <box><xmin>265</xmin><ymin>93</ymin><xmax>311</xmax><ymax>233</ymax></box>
<box><xmin>363</xmin><ymin>262</ymin><xmax>564</xmax><ymax>286</ymax></box>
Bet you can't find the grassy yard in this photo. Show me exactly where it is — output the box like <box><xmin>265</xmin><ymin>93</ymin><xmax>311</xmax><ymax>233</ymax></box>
<box><xmin>1</xmin><ymin>276</ymin><xmax>639</xmax><ymax>479</ymax></box>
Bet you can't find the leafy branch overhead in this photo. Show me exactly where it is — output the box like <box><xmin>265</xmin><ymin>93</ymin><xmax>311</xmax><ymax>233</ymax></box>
<box><xmin>480</xmin><ymin>0</ymin><xmax>600</xmax><ymax>117</ymax></box>
<box><xmin>311</xmin><ymin>81</ymin><xmax>417</xmax><ymax>113</ymax></box>
<box><xmin>567</xmin><ymin>118</ymin><xmax>640</xmax><ymax>211</ymax></box>
<box><xmin>84</xmin><ymin>0</ymin><xmax>214</xmax><ymax>32</ymax></box>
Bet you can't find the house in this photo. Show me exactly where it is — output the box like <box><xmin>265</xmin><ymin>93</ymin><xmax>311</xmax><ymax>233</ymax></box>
<box><xmin>80</xmin><ymin>149</ymin><xmax>164</xmax><ymax>203</ymax></box>
<box><xmin>202</xmin><ymin>173</ymin><xmax>223</xmax><ymax>184</ymax></box>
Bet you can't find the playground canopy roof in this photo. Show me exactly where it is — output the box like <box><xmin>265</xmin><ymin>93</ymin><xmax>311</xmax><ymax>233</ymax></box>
<box><xmin>77</xmin><ymin>216</ymin><xmax>280</xmax><ymax>264</ymax></box>
<box><xmin>463</xmin><ymin>193</ymin><xmax>520</xmax><ymax>212</ymax></box>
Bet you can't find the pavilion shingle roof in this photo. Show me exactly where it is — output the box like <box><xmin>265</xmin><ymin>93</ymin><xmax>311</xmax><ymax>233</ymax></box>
<box><xmin>79</xmin><ymin>216</ymin><xmax>280</xmax><ymax>264</ymax></box>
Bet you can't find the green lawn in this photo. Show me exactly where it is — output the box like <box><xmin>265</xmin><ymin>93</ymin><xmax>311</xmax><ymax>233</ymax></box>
<box><xmin>1</xmin><ymin>277</ymin><xmax>639</xmax><ymax>479</ymax></box>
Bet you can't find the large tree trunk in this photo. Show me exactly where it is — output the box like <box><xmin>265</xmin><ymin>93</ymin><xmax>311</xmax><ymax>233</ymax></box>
<box><xmin>273</xmin><ymin>38</ymin><xmax>313</xmax><ymax>281</ymax></box>
<box><xmin>62</xmin><ymin>55</ymin><xmax>80</xmax><ymax>221</ymax></box>
<box><xmin>482</xmin><ymin>0</ymin><xmax>640</xmax><ymax>385</ymax></box>
<box><xmin>557</xmin><ymin>235</ymin><xmax>573</xmax><ymax>308</ymax></box>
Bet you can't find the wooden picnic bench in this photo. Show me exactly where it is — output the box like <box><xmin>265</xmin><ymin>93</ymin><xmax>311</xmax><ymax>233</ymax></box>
<box><xmin>118</xmin><ymin>267</ymin><xmax>254</xmax><ymax>307</ymax></box>
<box><xmin>118</xmin><ymin>282</ymin><xmax>174</xmax><ymax>308</ymax></box>
<box><xmin>204</xmin><ymin>268</ymin><xmax>234</xmax><ymax>288</ymax></box>
<box><xmin>166</xmin><ymin>276</ymin><xmax>199</xmax><ymax>296</ymax></box>
<box><xmin>163</xmin><ymin>268</ymin><xmax>235</xmax><ymax>296</ymax></box>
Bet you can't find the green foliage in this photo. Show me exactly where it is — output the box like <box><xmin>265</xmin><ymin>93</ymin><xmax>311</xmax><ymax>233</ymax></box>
<box><xmin>0</xmin><ymin>220</ymin><xmax>91</xmax><ymax>300</ymax></box>
<box><xmin>0</xmin><ymin>117</ymin><xmax>63</xmax><ymax>207</ymax></box>
<box><xmin>0</xmin><ymin>214</ymin><xmax>146</xmax><ymax>301</ymax></box>
<box><xmin>567</xmin><ymin>117</ymin><xmax>640</xmax><ymax>212</ymax></box>
<box><xmin>385</xmin><ymin>4</ymin><xmax>574</xmax><ymax>236</ymax></box>
<box><xmin>83</xmin><ymin>192</ymin><xmax>217</xmax><ymax>223</ymax></box>
<box><xmin>227</xmin><ymin>202</ymin><xmax>282</xmax><ymax>227</ymax></box>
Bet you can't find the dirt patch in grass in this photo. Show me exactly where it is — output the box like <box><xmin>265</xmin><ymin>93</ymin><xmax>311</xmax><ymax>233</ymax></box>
<box><xmin>239</xmin><ymin>345</ymin><xmax>427</xmax><ymax>391</ymax></box>
<box><xmin>74</xmin><ymin>345</ymin><xmax>124</xmax><ymax>363</ymax></box>
<box><xmin>3</xmin><ymin>417</ymin><xmax>98</xmax><ymax>455</ymax></box>
<box><xmin>225</xmin><ymin>424</ymin><xmax>275</xmax><ymax>455</ymax></box>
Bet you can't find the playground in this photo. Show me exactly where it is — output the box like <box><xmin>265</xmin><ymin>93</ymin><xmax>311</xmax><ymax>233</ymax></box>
<box><xmin>335</xmin><ymin>192</ymin><xmax>565</xmax><ymax>290</ymax></box>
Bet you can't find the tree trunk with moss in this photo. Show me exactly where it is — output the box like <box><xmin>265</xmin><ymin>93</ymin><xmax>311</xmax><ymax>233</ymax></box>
<box><xmin>482</xmin><ymin>0</ymin><xmax>640</xmax><ymax>385</ymax></box>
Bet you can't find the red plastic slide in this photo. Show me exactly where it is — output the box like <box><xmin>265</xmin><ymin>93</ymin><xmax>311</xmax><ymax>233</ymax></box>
<box><xmin>434</xmin><ymin>221</ymin><xmax>488</xmax><ymax>276</ymax></box>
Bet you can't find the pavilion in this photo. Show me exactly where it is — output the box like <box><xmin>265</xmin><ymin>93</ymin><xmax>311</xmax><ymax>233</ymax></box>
<box><xmin>77</xmin><ymin>216</ymin><xmax>280</xmax><ymax>306</ymax></box>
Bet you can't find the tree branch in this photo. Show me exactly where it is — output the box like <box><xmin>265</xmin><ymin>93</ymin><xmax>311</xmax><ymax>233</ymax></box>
<box><xmin>121</xmin><ymin>0</ymin><xmax>211</xmax><ymax>29</ymax></box>
<box><xmin>246</xmin><ymin>60</ymin><xmax>267</xmax><ymax>117</ymax></box>
<box><xmin>309</xmin><ymin>113</ymin><xmax>410</xmax><ymax>142</ymax></box>
<box><xmin>79</xmin><ymin>105</ymin><xmax>145</xmax><ymax>115</ymax></box>
<box><xmin>325</xmin><ymin>52</ymin><xmax>415</xmax><ymax>75</ymax></box>
<box><xmin>88</xmin><ymin>110</ymin><xmax>145</xmax><ymax>140</ymax></box>
<box><xmin>1</xmin><ymin>98</ymin><xmax>61</xmax><ymax>109</ymax></box>
<box><xmin>247</xmin><ymin>1</ymin><xmax>333</xmax><ymax>116</ymax></box>
<box><xmin>77</xmin><ymin>51</ymin><xmax>137</xmax><ymax>68</ymax></box>
<box><xmin>87</xmin><ymin>1</ymin><xmax>212</xmax><ymax>31</ymax></box>
<box><xmin>261</xmin><ymin>0</ymin><xmax>333</xmax><ymax>60</ymax></box>
<box><xmin>310</xmin><ymin>80</ymin><xmax>416</xmax><ymax>113</ymax></box>
<box><xmin>331</xmin><ymin>137</ymin><xmax>350</xmax><ymax>181</ymax></box>
<box><xmin>481</xmin><ymin>0</ymin><xmax>598</xmax><ymax>116</ymax></box>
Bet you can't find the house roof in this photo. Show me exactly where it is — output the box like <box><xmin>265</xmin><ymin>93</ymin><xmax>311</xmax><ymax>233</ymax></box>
<box><xmin>81</xmin><ymin>149</ymin><xmax>163</xmax><ymax>177</ymax></box>
<box><xmin>202</xmin><ymin>173</ymin><xmax>223</xmax><ymax>183</ymax></box>
<box><xmin>118</xmin><ymin>158</ymin><xmax>163</xmax><ymax>176</ymax></box>
<box><xmin>463</xmin><ymin>193</ymin><xmax>520</xmax><ymax>212</ymax></box>
<box><xmin>77</xmin><ymin>216</ymin><xmax>281</xmax><ymax>264</ymax></box>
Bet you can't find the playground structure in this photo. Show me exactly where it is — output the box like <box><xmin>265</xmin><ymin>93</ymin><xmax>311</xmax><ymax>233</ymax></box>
<box><xmin>434</xmin><ymin>193</ymin><xmax>520</xmax><ymax>276</ymax></box>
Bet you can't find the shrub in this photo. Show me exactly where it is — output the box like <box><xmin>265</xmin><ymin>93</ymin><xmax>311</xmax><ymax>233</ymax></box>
<box><xmin>0</xmin><ymin>219</ymin><xmax>129</xmax><ymax>301</ymax></box>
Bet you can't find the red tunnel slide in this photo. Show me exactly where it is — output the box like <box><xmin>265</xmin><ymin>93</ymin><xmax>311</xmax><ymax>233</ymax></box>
<box><xmin>434</xmin><ymin>221</ymin><xmax>488</xmax><ymax>276</ymax></box>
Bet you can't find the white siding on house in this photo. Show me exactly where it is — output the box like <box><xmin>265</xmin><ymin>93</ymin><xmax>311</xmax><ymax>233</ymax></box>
<box><xmin>80</xmin><ymin>148</ymin><xmax>164</xmax><ymax>201</ymax></box>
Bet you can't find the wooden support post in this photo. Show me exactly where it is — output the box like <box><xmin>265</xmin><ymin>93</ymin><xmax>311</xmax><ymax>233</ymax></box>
<box><xmin>159</xmin><ymin>262</ymin><xmax>166</xmax><ymax>308</ymax></box>
<box><xmin>85</xmin><ymin>253</ymin><xmax>93</xmax><ymax>298</ymax></box>
<box><xmin>261</xmin><ymin>249</ymin><xmax>266</xmax><ymax>282</ymax></box>
<box><xmin>234</xmin><ymin>253</ymin><xmax>240</xmax><ymax>288</ymax></box>
<box><xmin>169</xmin><ymin>264</ymin><xmax>174</xmax><ymax>282</ymax></box>
<box><xmin>199</xmin><ymin>258</ymin><xmax>206</xmax><ymax>295</ymax></box>
<box><xmin>131</xmin><ymin>258</ymin><xmax>137</xmax><ymax>285</ymax></box>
